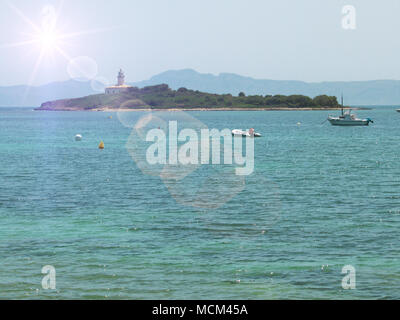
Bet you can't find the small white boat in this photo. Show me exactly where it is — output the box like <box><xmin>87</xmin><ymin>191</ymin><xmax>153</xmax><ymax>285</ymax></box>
<box><xmin>396</xmin><ymin>109</ymin><xmax>400</xmax><ymax>113</ymax></box>
<box><xmin>328</xmin><ymin>109</ymin><xmax>373</xmax><ymax>126</ymax></box>
<box><xmin>232</xmin><ymin>128</ymin><xmax>261</xmax><ymax>137</ymax></box>
<box><xmin>327</xmin><ymin>96</ymin><xmax>373</xmax><ymax>126</ymax></box>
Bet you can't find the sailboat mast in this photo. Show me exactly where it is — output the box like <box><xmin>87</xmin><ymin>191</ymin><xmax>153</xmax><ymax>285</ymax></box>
<box><xmin>341</xmin><ymin>94</ymin><xmax>344</xmax><ymax>115</ymax></box>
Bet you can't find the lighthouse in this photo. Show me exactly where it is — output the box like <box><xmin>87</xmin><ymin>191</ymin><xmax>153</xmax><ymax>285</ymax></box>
<box><xmin>117</xmin><ymin>69</ymin><xmax>125</xmax><ymax>86</ymax></box>
<box><xmin>105</xmin><ymin>69</ymin><xmax>132</xmax><ymax>94</ymax></box>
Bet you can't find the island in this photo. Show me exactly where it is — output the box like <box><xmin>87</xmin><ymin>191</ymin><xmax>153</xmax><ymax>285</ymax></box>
<box><xmin>35</xmin><ymin>83</ymin><xmax>341</xmax><ymax>111</ymax></box>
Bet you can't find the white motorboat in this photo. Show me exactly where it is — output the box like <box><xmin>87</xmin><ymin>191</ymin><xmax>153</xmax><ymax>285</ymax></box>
<box><xmin>328</xmin><ymin>109</ymin><xmax>373</xmax><ymax>126</ymax></box>
<box><xmin>231</xmin><ymin>128</ymin><xmax>261</xmax><ymax>137</ymax></box>
<box><xmin>327</xmin><ymin>96</ymin><xmax>373</xmax><ymax>126</ymax></box>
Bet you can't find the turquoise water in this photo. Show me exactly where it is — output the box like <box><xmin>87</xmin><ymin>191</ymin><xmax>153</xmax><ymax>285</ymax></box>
<box><xmin>1</xmin><ymin>107</ymin><xmax>400</xmax><ymax>299</ymax></box>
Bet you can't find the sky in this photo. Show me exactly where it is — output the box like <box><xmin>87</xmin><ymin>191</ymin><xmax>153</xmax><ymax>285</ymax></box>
<box><xmin>0</xmin><ymin>0</ymin><xmax>399</xmax><ymax>86</ymax></box>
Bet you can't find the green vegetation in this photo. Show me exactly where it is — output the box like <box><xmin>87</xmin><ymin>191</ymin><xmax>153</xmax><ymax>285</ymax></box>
<box><xmin>37</xmin><ymin>84</ymin><xmax>340</xmax><ymax>111</ymax></box>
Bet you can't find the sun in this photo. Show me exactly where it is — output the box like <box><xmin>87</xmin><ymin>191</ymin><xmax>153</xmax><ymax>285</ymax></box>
<box><xmin>38</xmin><ymin>30</ymin><xmax>59</xmax><ymax>51</ymax></box>
<box><xmin>32</xmin><ymin>28</ymin><xmax>61</xmax><ymax>54</ymax></box>
<box><xmin>0</xmin><ymin>1</ymin><xmax>116</xmax><ymax>91</ymax></box>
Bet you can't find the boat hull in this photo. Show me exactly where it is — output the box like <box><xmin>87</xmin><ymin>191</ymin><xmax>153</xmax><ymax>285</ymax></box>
<box><xmin>232</xmin><ymin>133</ymin><xmax>262</xmax><ymax>137</ymax></box>
<box><xmin>231</xmin><ymin>130</ymin><xmax>261</xmax><ymax>137</ymax></box>
<box><xmin>328</xmin><ymin>119</ymin><xmax>370</xmax><ymax>126</ymax></box>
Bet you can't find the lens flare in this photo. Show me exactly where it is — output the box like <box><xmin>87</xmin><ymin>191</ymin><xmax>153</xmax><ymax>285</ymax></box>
<box><xmin>0</xmin><ymin>1</ymin><xmax>117</xmax><ymax>100</ymax></box>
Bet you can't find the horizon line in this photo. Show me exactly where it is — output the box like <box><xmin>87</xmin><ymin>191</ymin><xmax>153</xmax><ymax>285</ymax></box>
<box><xmin>1</xmin><ymin>68</ymin><xmax>400</xmax><ymax>88</ymax></box>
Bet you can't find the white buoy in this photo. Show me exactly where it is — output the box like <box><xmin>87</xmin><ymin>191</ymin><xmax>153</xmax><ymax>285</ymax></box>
<box><xmin>75</xmin><ymin>134</ymin><xmax>82</xmax><ymax>141</ymax></box>
<box><xmin>297</xmin><ymin>122</ymin><xmax>301</xmax><ymax>126</ymax></box>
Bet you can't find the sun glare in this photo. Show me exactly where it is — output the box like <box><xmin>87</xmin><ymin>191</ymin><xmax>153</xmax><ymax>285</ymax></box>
<box><xmin>0</xmin><ymin>1</ymin><xmax>115</xmax><ymax>93</ymax></box>
<box><xmin>37</xmin><ymin>29</ymin><xmax>59</xmax><ymax>52</ymax></box>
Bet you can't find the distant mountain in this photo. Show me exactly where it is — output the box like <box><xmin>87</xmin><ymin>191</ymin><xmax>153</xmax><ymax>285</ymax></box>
<box><xmin>132</xmin><ymin>69</ymin><xmax>400</xmax><ymax>106</ymax></box>
<box><xmin>0</xmin><ymin>80</ymin><xmax>97</xmax><ymax>107</ymax></box>
<box><xmin>2</xmin><ymin>69</ymin><xmax>400</xmax><ymax>106</ymax></box>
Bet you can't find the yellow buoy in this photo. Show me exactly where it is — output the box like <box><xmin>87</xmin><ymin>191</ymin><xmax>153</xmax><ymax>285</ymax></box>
<box><xmin>98</xmin><ymin>141</ymin><xmax>105</xmax><ymax>149</ymax></box>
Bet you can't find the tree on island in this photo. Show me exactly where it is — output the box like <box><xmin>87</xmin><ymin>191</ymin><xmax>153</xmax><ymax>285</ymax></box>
<box><xmin>37</xmin><ymin>83</ymin><xmax>340</xmax><ymax>111</ymax></box>
<box><xmin>312</xmin><ymin>95</ymin><xmax>338</xmax><ymax>107</ymax></box>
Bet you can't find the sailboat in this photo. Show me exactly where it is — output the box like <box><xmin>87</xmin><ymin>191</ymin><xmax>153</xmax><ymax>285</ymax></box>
<box><xmin>327</xmin><ymin>95</ymin><xmax>373</xmax><ymax>126</ymax></box>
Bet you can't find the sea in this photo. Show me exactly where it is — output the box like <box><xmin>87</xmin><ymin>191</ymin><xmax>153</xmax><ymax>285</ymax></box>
<box><xmin>1</xmin><ymin>106</ymin><xmax>400</xmax><ymax>299</ymax></box>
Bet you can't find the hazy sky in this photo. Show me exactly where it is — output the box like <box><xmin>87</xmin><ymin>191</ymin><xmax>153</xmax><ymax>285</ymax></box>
<box><xmin>1</xmin><ymin>0</ymin><xmax>399</xmax><ymax>86</ymax></box>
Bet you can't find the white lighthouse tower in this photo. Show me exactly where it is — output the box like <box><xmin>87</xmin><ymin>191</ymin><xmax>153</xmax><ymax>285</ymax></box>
<box><xmin>105</xmin><ymin>69</ymin><xmax>132</xmax><ymax>94</ymax></box>
<box><xmin>117</xmin><ymin>69</ymin><xmax>125</xmax><ymax>86</ymax></box>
